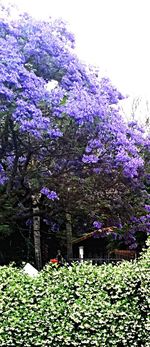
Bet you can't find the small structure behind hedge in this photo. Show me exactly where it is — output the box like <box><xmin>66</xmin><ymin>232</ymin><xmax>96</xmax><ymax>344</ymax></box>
<box><xmin>72</xmin><ymin>227</ymin><xmax>137</xmax><ymax>263</ymax></box>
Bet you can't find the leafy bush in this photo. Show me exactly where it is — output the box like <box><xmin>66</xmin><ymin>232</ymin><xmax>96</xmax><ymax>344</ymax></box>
<box><xmin>0</xmin><ymin>239</ymin><xmax>150</xmax><ymax>346</ymax></box>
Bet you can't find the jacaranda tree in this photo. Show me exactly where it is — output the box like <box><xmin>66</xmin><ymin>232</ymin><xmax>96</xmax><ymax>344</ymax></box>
<box><xmin>0</xmin><ymin>4</ymin><xmax>149</xmax><ymax>268</ymax></box>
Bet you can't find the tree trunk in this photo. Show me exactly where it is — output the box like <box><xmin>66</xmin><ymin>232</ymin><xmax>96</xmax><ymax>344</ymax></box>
<box><xmin>32</xmin><ymin>194</ymin><xmax>42</xmax><ymax>270</ymax></box>
<box><xmin>66</xmin><ymin>212</ymin><xmax>73</xmax><ymax>260</ymax></box>
<box><xmin>41</xmin><ymin>238</ymin><xmax>49</xmax><ymax>265</ymax></box>
<box><xmin>27</xmin><ymin>223</ymin><xmax>32</xmax><ymax>262</ymax></box>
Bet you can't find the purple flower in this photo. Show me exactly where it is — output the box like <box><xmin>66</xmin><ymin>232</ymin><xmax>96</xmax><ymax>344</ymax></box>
<box><xmin>111</xmin><ymin>232</ymin><xmax>117</xmax><ymax>240</ymax></box>
<box><xmin>40</xmin><ymin>188</ymin><xmax>59</xmax><ymax>200</ymax></box>
<box><xmin>93</xmin><ymin>221</ymin><xmax>102</xmax><ymax>229</ymax></box>
<box><xmin>144</xmin><ymin>205</ymin><xmax>150</xmax><ymax>212</ymax></box>
<box><xmin>0</xmin><ymin>164</ymin><xmax>7</xmax><ymax>185</ymax></box>
<box><xmin>82</xmin><ymin>154</ymin><xmax>99</xmax><ymax>164</ymax></box>
<box><xmin>116</xmin><ymin>222</ymin><xmax>123</xmax><ymax>229</ymax></box>
<box><xmin>93</xmin><ymin>168</ymin><xmax>101</xmax><ymax>174</ymax></box>
<box><xmin>128</xmin><ymin>121</ymin><xmax>138</xmax><ymax>127</ymax></box>
<box><xmin>26</xmin><ymin>219</ymin><xmax>32</xmax><ymax>226</ymax></box>
<box><xmin>51</xmin><ymin>223</ymin><xmax>59</xmax><ymax>232</ymax></box>
<box><xmin>129</xmin><ymin>242</ymin><xmax>138</xmax><ymax>250</ymax></box>
<box><xmin>130</xmin><ymin>216</ymin><xmax>138</xmax><ymax>222</ymax></box>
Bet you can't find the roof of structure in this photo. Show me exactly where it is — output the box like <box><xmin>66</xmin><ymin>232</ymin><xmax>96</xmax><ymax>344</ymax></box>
<box><xmin>72</xmin><ymin>226</ymin><xmax>117</xmax><ymax>244</ymax></box>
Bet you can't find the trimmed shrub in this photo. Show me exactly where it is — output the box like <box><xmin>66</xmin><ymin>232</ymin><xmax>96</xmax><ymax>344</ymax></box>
<box><xmin>0</xmin><ymin>239</ymin><xmax>150</xmax><ymax>347</ymax></box>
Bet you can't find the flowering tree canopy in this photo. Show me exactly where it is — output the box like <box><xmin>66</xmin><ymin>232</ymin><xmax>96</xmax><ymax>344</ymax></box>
<box><xmin>0</xmin><ymin>4</ymin><xmax>150</xmax><ymax>256</ymax></box>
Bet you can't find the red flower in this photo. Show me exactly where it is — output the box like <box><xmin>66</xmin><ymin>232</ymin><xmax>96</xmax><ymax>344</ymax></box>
<box><xmin>50</xmin><ymin>258</ymin><xmax>58</xmax><ymax>263</ymax></box>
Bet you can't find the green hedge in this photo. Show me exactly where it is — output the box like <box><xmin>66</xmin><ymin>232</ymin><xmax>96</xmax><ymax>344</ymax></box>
<box><xmin>0</xmin><ymin>239</ymin><xmax>150</xmax><ymax>347</ymax></box>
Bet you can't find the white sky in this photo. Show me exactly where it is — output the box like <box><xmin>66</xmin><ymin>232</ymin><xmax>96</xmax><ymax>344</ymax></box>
<box><xmin>3</xmin><ymin>0</ymin><xmax>150</xmax><ymax>123</ymax></box>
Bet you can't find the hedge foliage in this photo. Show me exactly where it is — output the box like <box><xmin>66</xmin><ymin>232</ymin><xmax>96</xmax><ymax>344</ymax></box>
<box><xmin>0</xmin><ymin>239</ymin><xmax>150</xmax><ymax>347</ymax></box>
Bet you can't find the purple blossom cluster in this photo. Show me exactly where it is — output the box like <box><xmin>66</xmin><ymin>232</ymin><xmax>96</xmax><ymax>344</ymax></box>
<box><xmin>0</xmin><ymin>5</ymin><xmax>147</xmax><ymax>183</ymax></box>
<box><xmin>123</xmin><ymin>210</ymin><xmax>150</xmax><ymax>249</ymax></box>
<box><xmin>0</xmin><ymin>164</ymin><xmax>7</xmax><ymax>185</ymax></box>
<box><xmin>144</xmin><ymin>205</ymin><xmax>150</xmax><ymax>212</ymax></box>
<box><xmin>40</xmin><ymin>187</ymin><xmax>59</xmax><ymax>201</ymax></box>
<box><xmin>93</xmin><ymin>221</ymin><xmax>103</xmax><ymax>229</ymax></box>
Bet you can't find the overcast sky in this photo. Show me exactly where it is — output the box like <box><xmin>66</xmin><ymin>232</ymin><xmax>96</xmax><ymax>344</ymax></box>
<box><xmin>5</xmin><ymin>0</ymin><xmax>150</xmax><ymax>103</ymax></box>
